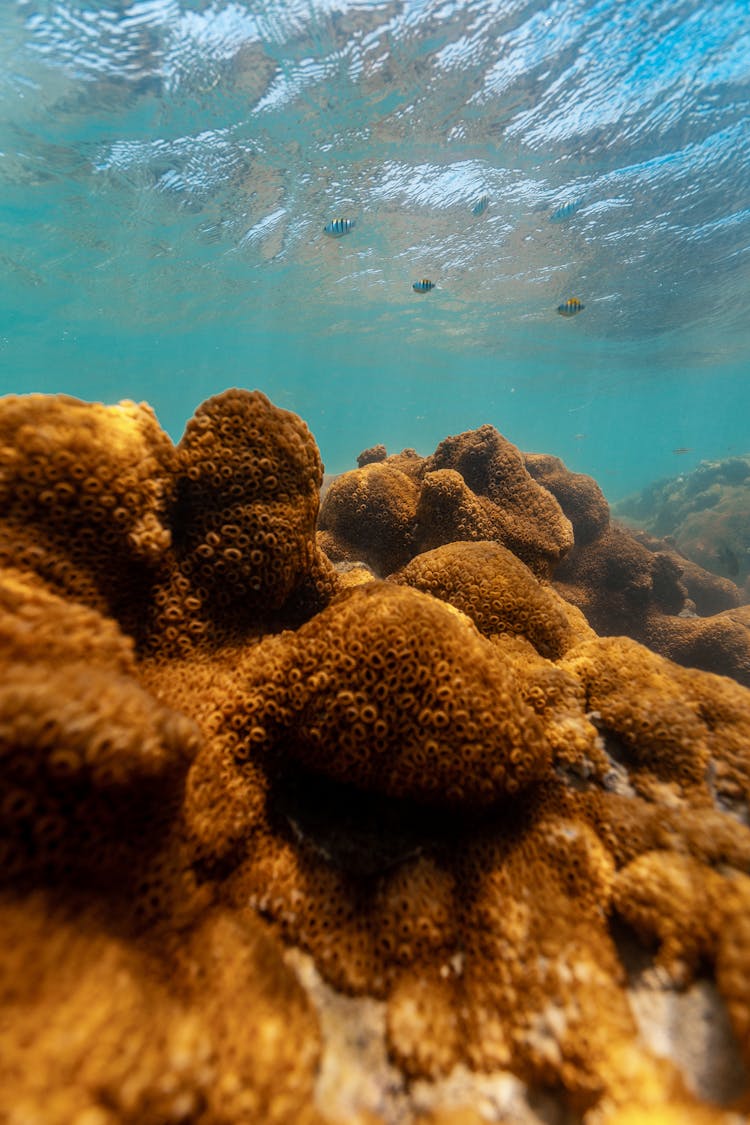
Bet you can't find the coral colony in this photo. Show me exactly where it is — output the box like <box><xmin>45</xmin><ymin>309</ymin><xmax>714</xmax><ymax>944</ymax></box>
<box><xmin>1</xmin><ymin>388</ymin><xmax>750</xmax><ymax>1123</ymax></box>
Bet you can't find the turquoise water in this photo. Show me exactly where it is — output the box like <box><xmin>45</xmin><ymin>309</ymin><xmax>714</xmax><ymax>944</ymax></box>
<box><xmin>1</xmin><ymin>0</ymin><xmax>749</xmax><ymax>500</ymax></box>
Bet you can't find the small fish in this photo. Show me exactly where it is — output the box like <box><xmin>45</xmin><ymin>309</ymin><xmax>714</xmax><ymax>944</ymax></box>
<box><xmin>557</xmin><ymin>297</ymin><xmax>584</xmax><ymax>317</ymax></box>
<box><xmin>472</xmin><ymin>194</ymin><xmax>489</xmax><ymax>217</ymax></box>
<box><xmin>550</xmin><ymin>198</ymin><xmax>582</xmax><ymax>222</ymax></box>
<box><xmin>574</xmin><ymin>433</ymin><xmax>586</xmax><ymax>440</ymax></box>
<box><xmin>323</xmin><ymin>217</ymin><xmax>355</xmax><ymax>237</ymax></box>
<box><xmin>413</xmin><ymin>278</ymin><xmax>435</xmax><ymax>293</ymax></box>
<box><xmin>672</xmin><ymin>447</ymin><xmax>692</xmax><ymax>455</ymax></box>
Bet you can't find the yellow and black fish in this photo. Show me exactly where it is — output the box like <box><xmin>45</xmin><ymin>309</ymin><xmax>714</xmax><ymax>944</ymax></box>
<box><xmin>413</xmin><ymin>278</ymin><xmax>435</xmax><ymax>293</ymax></box>
<box><xmin>323</xmin><ymin>217</ymin><xmax>356</xmax><ymax>237</ymax></box>
<box><xmin>557</xmin><ymin>297</ymin><xmax>584</xmax><ymax>317</ymax></box>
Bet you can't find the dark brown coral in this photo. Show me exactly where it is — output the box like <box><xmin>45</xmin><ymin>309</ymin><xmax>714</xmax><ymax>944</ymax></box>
<box><xmin>0</xmin><ymin>393</ymin><xmax>176</xmax><ymax>631</ymax></box>
<box><xmin>555</xmin><ymin>523</ymin><xmax>750</xmax><ymax>686</ymax></box>
<box><xmin>523</xmin><ymin>451</ymin><xmax>610</xmax><ymax>546</ymax></box>
<box><xmin>319</xmin><ymin>424</ymin><xmax>574</xmax><ymax>578</ymax></box>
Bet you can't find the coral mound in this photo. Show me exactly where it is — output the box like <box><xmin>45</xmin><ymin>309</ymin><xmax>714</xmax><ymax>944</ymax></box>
<box><xmin>201</xmin><ymin>580</ymin><xmax>552</xmax><ymax>811</ymax></box>
<box><xmin>555</xmin><ymin>522</ymin><xmax>750</xmax><ymax>687</ymax></box>
<box><xmin>0</xmin><ymin>566</ymin><xmax>199</xmax><ymax>889</ymax></box>
<box><xmin>391</xmin><ymin>540</ymin><xmax>592</xmax><ymax>659</ymax></box>
<box><xmin>0</xmin><ymin>388</ymin><xmax>340</xmax><ymax>654</ymax></box>
<box><xmin>523</xmin><ymin>451</ymin><xmax>610</xmax><ymax>545</ymax></box>
<box><xmin>171</xmin><ymin>388</ymin><xmax>327</xmax><ymax>616</ymax></box>
<box><xmin>0</xmin><ymin>393</ymin><xmax>175</xmax><ymax>624</ymax></box>
<box><xmin>319</xmin><ymin>424</ymin><xmax>574</xmax><ymax>578</ymax></box>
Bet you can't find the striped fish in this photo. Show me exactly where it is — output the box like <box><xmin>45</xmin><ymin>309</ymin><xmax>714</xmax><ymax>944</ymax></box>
<box><xmin>557</xmin><ymin>297</ymin><xmax>584</xmax><ymax>317</ymax></box>
<box><xmin>412</xmin><ymin>278</ymin><xmax>435</xmax><ymax>293</ymax></box>
<box><xmin>472</xmin><ymin>194</ymin><xmax>490</xmax><ymax>217</ymax></box>
<box><xmin>550</xmin><ymin>199</ymin><xmax>582</xmax><ymax>222</ymax></box>
<box><xmin>323</xmin><ymin>217</ymin><xmax>356</xmax><ymax>237</ymax></box>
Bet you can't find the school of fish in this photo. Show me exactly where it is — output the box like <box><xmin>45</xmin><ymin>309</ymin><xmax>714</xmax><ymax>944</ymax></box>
<box><xmin>323</xmin><ymin>191</ymin><xmax>585</xmax><ymax>314</ymax></box>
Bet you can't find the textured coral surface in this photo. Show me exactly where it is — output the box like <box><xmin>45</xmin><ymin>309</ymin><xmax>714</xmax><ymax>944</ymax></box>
<box><xmin>2</xmin><ymin>389</ymin><xmax>750</xmax><ymax>1125</ymax></box>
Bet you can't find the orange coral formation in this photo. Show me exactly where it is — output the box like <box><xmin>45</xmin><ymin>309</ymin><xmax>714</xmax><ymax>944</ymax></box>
<box><xmin>3</xmin><ymin>389</ymin><xmax>750</xmax><ymax>1124</ymax></box>
<box><xmin>317</xmin><ymin>461</ymin><xmax>420</xmax><ymax>574</ymax></box>
<box><xmin>391</xmin><ymin>540</ymin><xmax>591</xmax><ymax>659</ymax></box>
<box><xmin>0</xmin><ymin>566</ymin><xmax>199</xmax><ymax>890</ymax></box>
<box><xmin>0</xmin><ymin>389</ymin><xmax>339</xmax><ymax>656</ymax></box>
<box><xmin>0</xmin><ymin>393</ymin><xmax>175</xmax><ymax>627</ymax></box>
<box><xmin>0</xmin><ymin>896</ymin><xmax>324</xmax><ymax>1125</ymax></box>
<box><xmin>233</xmin><ymin>581</ymin><xmax>551</xmax><ymax>806</ymax></box>
<box><xmin>169</xmin><ymin>388</ymin><xmax>333</xmax><ymax>622</ymax></box>
<box><xmin>319</xmin><ymin>425</ymin><xmax>573</xmax><ymax>578</ymax></box>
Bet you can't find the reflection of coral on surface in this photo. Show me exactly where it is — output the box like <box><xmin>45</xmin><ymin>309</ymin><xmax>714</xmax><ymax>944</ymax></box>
<box><xmin>2</xmin><ymin>390</ymin><xmax>750</xmax><ymax>1124</ymax></box>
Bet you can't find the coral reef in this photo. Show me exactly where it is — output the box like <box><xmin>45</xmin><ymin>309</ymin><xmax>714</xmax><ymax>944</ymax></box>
<box><xmin>630</xmin><ymin>528</ymin><xmax>741</xmax><ymax>616</ymax></box>
<box><xmin>390</xmin><ymin>540</ymin><xmax>592</xmax><ymax>659</ymax></box>
<box><xmin>321</xmin><ymin>431</ymin><xmax>750</xmax><ymax>687</ymax></box>
<box><xmin>319</xmin><ymin>424</ymin><xmax>574</xmax><ymax>578</ymax></box>
<box><xmin>523</xmin><ymin>452</ymin><xmax>610</xmax><ymax>546</ymax></box>
<box><xmin>554</xmin><ymin>523</ymin><xmax>750</xmax><ymax>686</ymax></box>
<box><xmin>614</xmin><ymin>455</ymin><xmax>750</xmax><ymax>593</ymax></box>
<box><xmin>3</xmin><ymin>389</ymin><xmax>750</xmax><ymax>1125</ymax></box>
<box><xmin>0</xmin><ymin>895</ymin><xmax>324</xmax><ymax>1125</ymax></box>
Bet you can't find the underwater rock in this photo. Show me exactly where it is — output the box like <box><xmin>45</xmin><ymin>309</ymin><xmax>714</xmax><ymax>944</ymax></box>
<box><xmin>2</xmin><ymin>389</ymin><xmax>750</xmax><ymax>1124</ymax></box>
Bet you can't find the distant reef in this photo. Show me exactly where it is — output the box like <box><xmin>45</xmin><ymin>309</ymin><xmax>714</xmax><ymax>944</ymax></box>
<box><xmin>2</xmin><ymin>388</ymin><xmax>750</xmax><ymax>1124</ymax></box>
<box><xmin>614</xmin><ymin>455</ymin><xmax>750</xmax><ymax>599</ymax></box>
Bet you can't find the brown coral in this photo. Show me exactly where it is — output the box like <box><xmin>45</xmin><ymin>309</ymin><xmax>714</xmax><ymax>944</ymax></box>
<box><xmin>523</xmin><ymin>452</ymin><xmax>610</xmax><ymax>546</ymax></box>
<box><xmin>0</xmin><ymin>896</ymin><xmax>324</xmax><ymax>1125</ymax></box>
<box><xmin>317</xmin><ymin>461</ymin><xmax>420</xmax><ymax>575</ymax></box>
<box><xmin>4</xmin><ymin>389</ymin><xmax>750</xmax><ymax>1124</ymax></box>
<box><xmin>390</xmin><ymin>540</ymin><xmax>592</xmax><ymax>659</ymax></box>
<box><xmin>178</xmin><ymin>568</ymin><xmax>750</xmax><ymax>1116</ymax></box>
<box><xmin>168</xmin><ymin>388</ymin><xmax>334</xmax><ymax>628</ymax></box>
<box><xmin>0</xmin><ymin>567</ymin><xmax>200</xmax><ymax>893</ymax></box>
<box><xmin>0</xmin><ymin>390</ymin><xmax>340</xmax><ymax>657</ymax></box>
<box><xmin>319</xmin><ymin>425</ymin><xmax>573</xmax><ymax>578</ymax></box>
<box><xmin>554</xmin><ymin>523</ymin><xmax>750</xmax><ymax>687</ymax></box>
<box><xmin>0</xmin><ymin>393</ymin><xmax>176</xmax><ymax>629</ymax></box>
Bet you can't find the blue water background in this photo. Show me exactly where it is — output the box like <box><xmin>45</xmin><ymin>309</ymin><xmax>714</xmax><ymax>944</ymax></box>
<box><xmin>1</xmin><ymin>0</ymin><xmax>749</xmax><ymax>501</ymax></box>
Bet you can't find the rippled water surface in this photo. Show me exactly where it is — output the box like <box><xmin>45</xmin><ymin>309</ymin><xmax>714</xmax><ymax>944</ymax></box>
<box><xmin>1</xmin><ymin>0</ymin><xmax>749</xmax><ymax>496</ymax></box>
